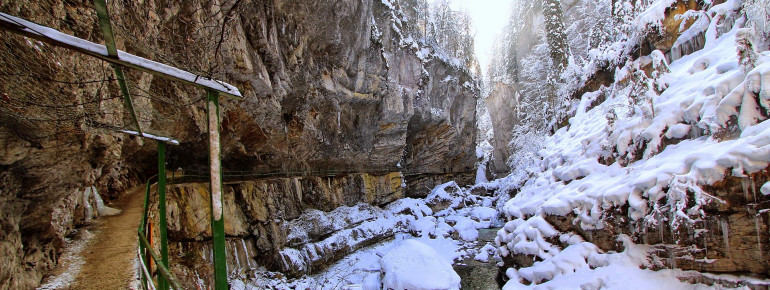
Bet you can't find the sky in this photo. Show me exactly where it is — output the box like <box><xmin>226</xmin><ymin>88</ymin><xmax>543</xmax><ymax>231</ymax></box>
<box><xmin>447</xmin><ymin>0</ymin><xmax>513</xmax><ymax>74</ymax></box>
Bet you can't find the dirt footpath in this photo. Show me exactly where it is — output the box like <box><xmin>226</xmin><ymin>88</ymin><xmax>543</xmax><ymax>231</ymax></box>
<box><xmin>69</xmin><ymin>186</ymin><xmax>144</xmax><ymax>289</ymax></box>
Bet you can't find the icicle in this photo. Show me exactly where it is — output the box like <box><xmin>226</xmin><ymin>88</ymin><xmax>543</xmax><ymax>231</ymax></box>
<box><xmin>194</xmin><ymin>271</ymin><xmax>204</xmax><ymax>290</ymax></box>
<box><xmin>231</xmin><ymin>240</ymin><xmax>240</xmax><ymax>270</ymax></box>
<box><xmin>337</xmin><ymin>111</ymin><xmax>341</xmax><ymax>130</ymax></box>
<box><xmin>241</xmin><ymin>239</ymin><xmax>254</xmax><ymax>269</ymax></box>
<box><xmin>202</xmin><ymin>244</ymin><xmax>212</xmax><ymax>263</ymax></box>
<box><xmin>668</xmin><ymin>247</ymin><xmax>677</xmax><ymax>269</ymax></box>
<box><xmin>756</xmin><ymin>217</ymin><xmax>763</xmax><ymax>261</ymax></box>
<box><xmin>659</xmin><ymin>219</ymin><xmax>665</xmax><ymax>243</ymax></box>
<box><xmin>720</xmin><ymin>218</ymin><xmax>731</xmax><ymax>258</ymax></box>
<box><xmin>92</xmin><ymin>186</ymin><xmax>122</xmax><ymax>216</ymax></box>
<box><xmin>83</xmin><ymin>187</ymin><xmax>93</xmax><ymax>223</ymax></box>
<box><xmin>742</xmin><ymin>178</ymin><xmax>751</xmax><ymax>202</ymax></box>
<box><xmin>702</xmin><ymin>220</ymin><xmax>708</xmax><ymax>258</ymax></box>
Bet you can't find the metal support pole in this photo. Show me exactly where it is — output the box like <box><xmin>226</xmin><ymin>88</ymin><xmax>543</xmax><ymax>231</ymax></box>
<box><xmin>93</xmin><ymin>0</ymin><xmax>143</xmax><ymax>135</ymax></box>
<box><xmin>207</xmin><ymin>90</ymin><xmax>228</xmax><ymax>289</ymax></box>
<box><xmin>157</xmin><ymin>141</ymin><xmax>169</xmax><ymax>290</ymax></box>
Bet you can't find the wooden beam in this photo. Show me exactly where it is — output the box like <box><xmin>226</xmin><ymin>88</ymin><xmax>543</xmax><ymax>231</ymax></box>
<box><xmin>0</xmin><ymin>12</ymin><xmax>243</xmax><ymax>100</ymax></box>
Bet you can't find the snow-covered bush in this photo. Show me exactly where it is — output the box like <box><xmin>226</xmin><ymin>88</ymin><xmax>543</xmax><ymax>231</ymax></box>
<box><xmin>744</xmin><ymin>0</ymin><xmax>770</xmax><ymax>49</ymax></box>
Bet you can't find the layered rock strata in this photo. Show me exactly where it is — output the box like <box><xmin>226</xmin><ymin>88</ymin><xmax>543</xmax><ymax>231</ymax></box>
<box><xmin>148</xmin><ymin>173</ymin><xmax>416</xmax><ymax>285</ymax></box>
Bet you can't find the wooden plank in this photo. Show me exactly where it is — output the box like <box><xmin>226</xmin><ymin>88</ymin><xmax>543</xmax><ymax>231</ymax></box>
<box><xmin>0</xmin><ymin>12</ymin><xmax>243</xmax><ymax>99</ymax></box>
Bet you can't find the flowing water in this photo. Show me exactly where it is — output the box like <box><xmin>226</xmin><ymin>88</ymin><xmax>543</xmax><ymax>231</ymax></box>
<box><xmin>454</xmin><ymin>227</ymin><xmax>503</xmax><ymax>289</ymax></box>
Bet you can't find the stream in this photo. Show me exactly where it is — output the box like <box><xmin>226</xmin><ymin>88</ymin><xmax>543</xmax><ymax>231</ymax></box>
<box><xmin>454</xmin><ymin>227</ymin><xmax>503</xmax><ymax>289</ymax></box>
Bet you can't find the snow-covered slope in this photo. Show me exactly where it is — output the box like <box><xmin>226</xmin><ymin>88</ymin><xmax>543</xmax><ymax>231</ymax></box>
<box><xmin>493</xmin><ymin>1</ymin><xmax>770</xmax><ymax>288</ymax></box>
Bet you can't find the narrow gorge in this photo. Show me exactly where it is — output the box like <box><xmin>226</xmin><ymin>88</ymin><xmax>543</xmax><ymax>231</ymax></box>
<box><xmin>1</xmin><ymin>0</ymin><xmax>770</xmax><ymax>289</ymax></box>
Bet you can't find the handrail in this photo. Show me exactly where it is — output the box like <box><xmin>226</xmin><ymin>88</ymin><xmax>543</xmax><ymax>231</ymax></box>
<box><xmin>138</xmin><ymin>231</ymin><xmax>183</xmax><ymax>290</ymax></box>
<box><xmin>137</xmin><ymin>176</ymin><xmax>183</xmax><ymax>290</ymax></box>
<box><xmin>163</xmin><ymin>166</ymin><xmax>469</xmax><ymax>184</ymax></box>
<box><xmin>139</xmin><ymin>175</ymin><xmax>157</xmax><ymax>233</ymax></box>
<box><xmin>137</xmin><ymin>247</ymin><xmax>157</xmax><ymax>290</ymax></box>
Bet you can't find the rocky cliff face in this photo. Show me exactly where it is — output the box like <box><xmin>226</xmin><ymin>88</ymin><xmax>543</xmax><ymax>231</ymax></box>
<box><xmin>149</xmin><ymin>173</ymin><xmax>407</xmax><ymax>285</ymax></box>
<box><xmin>501</xmin><ymin>169</ymin><xmax>770</xmax><ymax>278</ymax></box>
<box><xmin>0</xmin><ymin>0</ymin><xmax>477</xmax><ymax>288</ymax></box>
<box><xmin>483</xmin><ymin>83</ymin><xmax>517</xmax><ymax>174</ymax></box>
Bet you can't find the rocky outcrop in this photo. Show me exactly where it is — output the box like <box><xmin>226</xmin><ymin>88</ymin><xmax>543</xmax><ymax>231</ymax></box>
<box><xmin>500</xmin><ymin>168</ymin><xmax>770</xmax><ymax>279</ymax></box>
<box><xmin>0</xmin><ymin>0</ymin><xmax>476</xmax><ymax>288</ymax></box>
<box><xmin>147</xmin><ymin>173</ymin><xmax>417</xmax><ymax>285</ymax></box>
<box><xmin>483</xmin><ymin>83</ymin><xmax>517</xmax><ymax>174</ymax></box>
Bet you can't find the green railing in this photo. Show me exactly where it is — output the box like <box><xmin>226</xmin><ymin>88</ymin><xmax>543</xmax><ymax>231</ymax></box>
<box><xmin>162</xmin><ymin>166</ymin><xmax>442</xmax><ymax>184</ymax></box>
<box><xmin>137</xmin><ymin>175</ymin><xmax>182</xmax><ymax>290</ymax></box>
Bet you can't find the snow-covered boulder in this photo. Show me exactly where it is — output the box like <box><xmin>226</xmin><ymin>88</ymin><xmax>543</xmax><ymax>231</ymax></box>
<box><xmin>380</xmin><ymin>239</ymin><xmax>461</xmax><ymax>290</ymax></box>
<box><xmin>425</xmin><ymin>181</ymin><xmax>465</xmax><ymax>212</ymax></box>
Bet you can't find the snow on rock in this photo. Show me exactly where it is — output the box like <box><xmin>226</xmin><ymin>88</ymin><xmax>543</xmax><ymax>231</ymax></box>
<box><xmin>470</xmin><ymin>207</ymin><xmax>498</xmax><ymax>228</ymax></box>
<box><xmin>248</xmin><ymin>179</ymin><xmax>502</xmax><ymax>288</ymax></box>
<box><xmin>635</xmin><ymin>0</ymin><xmax>677</xmax><ymax>29</ymax></box>
<box><xmin>425</xmin><ymin>181</ymin><xmax>466</xmax><ymax>212</ymax></box>
<box><xmin>381</xmin><ymin>239</ymin><xmax>461</xmax><ymax>290</ymax></box>
<box><xmin>500</xmin><ymin>18</ymin><xmax>770</xmax><ymax>234</ymax></box>
<box><xmin>496</xmin><ymin>216</ymin><xmax>560</xmax><ymax>260</ymax></box>
<box><xmin>762</xmin><ymin>182</ymin><xmax>770</xmax><ymax>196</ymax></box>
<box><xmin>410</xmin><ymin>216</ymin><xmax>438</xmax><ymax>237</ymax></box>
<box><xmin>474</xmin><ymin>243</ymin><xmax>496</xmax><ymax>262</ymax></box>
<box><xmin>664</xmin><ymin>123</ymin><xmax>691</xmax><ymax>139</ymax></box>
<box><xmin>278</xmin><ymin>202</ymin><xmax>431</xmax><ymax>275</ymax></box>
<box><xmin>494</xmin><ymin>2</ymin><xmax>770</xmax><ymax>286</ymax></box>
<box><xmin>449</xmin><ymin>216</ymin><xmax>479</xmax><ymax>241</ymax></box>
<box><xmin>503</xmin><ymin>235</ymin><xmax>715</xmax><ymax>289</ymax></box>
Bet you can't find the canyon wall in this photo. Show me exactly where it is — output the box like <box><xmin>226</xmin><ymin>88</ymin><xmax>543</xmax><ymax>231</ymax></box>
<box><xmin>0</xmin><ymin>0</ymin><xmax>477</xmax><ymax>288</ymax></box>
<box><xmin>149</xmin><ymin>173</ymin><xmax>408</xmax><ymax>286</ymax></box>
<box><xmin>501</xmin><ymin>170</ymin><xmax>770</xmax><ymax>278</ymax></box>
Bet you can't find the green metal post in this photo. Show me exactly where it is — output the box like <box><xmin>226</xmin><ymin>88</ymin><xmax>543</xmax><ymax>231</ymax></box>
<box><xmin>207</xmin><ymin>89</ymin><xmax>228</xmax><ymax>289</ymax></box>
<box><xmin>93</xmin><ymin>0</ymin><xmax>143</xmax><ymax>135</ymax></box>
<box><xmin>157</xmin><ymin>141</ymin><xmax>169</xmax><ymax>290</ymax></box>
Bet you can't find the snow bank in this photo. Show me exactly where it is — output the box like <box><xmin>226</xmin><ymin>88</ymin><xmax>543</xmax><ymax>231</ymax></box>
<box><xmin>635</xmin><ymin>0</ymin><xmax>677</xmax><ymax>29</ymax></box>
<box><xmin>381</xmin><ymin>239</ymin><xmax>461</xmax><ymax>290</ymax></box>
<box><xmin>502</xmin><ymin>18</ymin><xmax>770</xmax><ymax>234</ymax></box>
<box><xmin>495</xmin><ymin>1</ymin><xmax>770</xmax><ymax>286</ymax></box>
<box><xmin>503</xmin><ymin>235</ymin><xmax>713</xmax><ymax>289</ymax></box>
